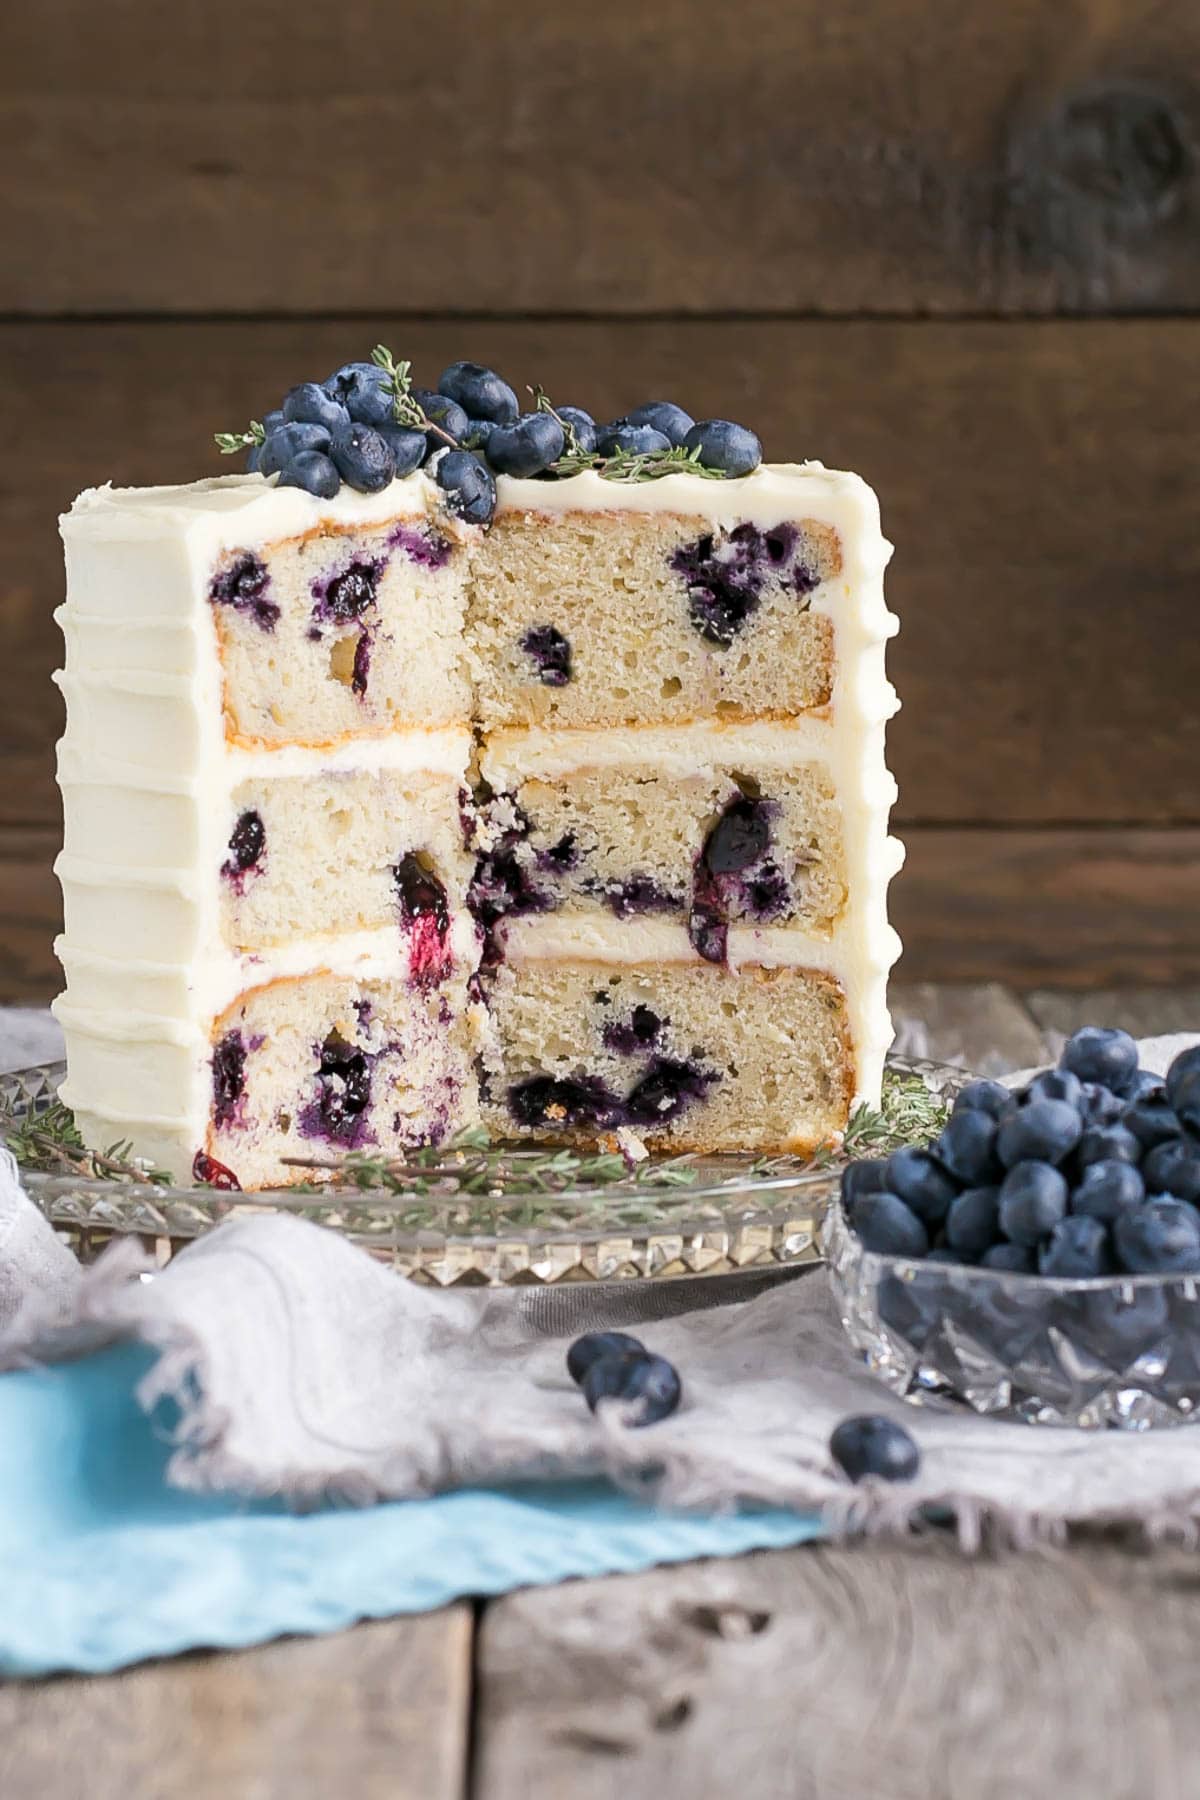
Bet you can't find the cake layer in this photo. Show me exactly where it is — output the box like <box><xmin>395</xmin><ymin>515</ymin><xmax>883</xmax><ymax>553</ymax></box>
<box><xmin>470</xmin><ymin>753</ymin><xmax>848</xmax><ymax>945</ymax></box>
<box><xmin>480</xmin><ymin>960</ymin><xmax>853</xmax><ymax>1154</ymax></box>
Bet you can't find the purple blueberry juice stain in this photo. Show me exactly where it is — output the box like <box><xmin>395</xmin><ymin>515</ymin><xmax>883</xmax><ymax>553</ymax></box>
<box><xmin>537</xmin><ymin>833</ymin><xmax>578</xmax><ymax>873</ymax></box>
<box><xmin>221</xmin><ymin>810</ymin><xmax>266</xmax><ymax>890</ymax></box>
<box><xmin>602</xmin><ymin>1005</ymin><xmax>664</xmax><ymax>1056</ymax></box>
<box><xmin>744</xmin><ymin>860</ymin><xmax>790</xmax><ymax>920</ymax></box>
<box><xmin>507</xmin><ymin>1054</ymin><xmax>717</xmax><ymax>1133</ymax></box>
<box><xmin>387</xmin><ymin>523</ymin><xmax>452</xmax><ymax>569</ymax></box>
<box><xmin>212</xmin><ymin>1031</ymin><xmax>247</xmax><ymax>1129</ymax></box>
<box><xmin>671</xmin><ymin>522</ymin><xmax>816</xmax><ymax>646</ymax></box>
<box><xmin>209</xmin><ymin>553</ymin><xmax>278</xmax><ymax>631</ymax></box>
<box><xmin>311</xmin><ymin>557</ymin><xmax>383</xmax><ymax>626</ymax></box>
<box><xmin>689</xmin><ymin>794</ymin><xmax>781</xmax><ymax>962</ymax></box>
<box><xmin>521</xmin><ymin>625</ymin><xmax>572</xmax><ymax>687</ymax></box>
<box><xmin>604</xmin><ymin>874</ymin><xmax>680</xmax><ymax>919</ymax></box>
<box><xmin>468</xmin><ymin>809</ymin><xmax>553</xmax><ymax>962</ymax></box>
<box><xmin>351</xmin><ymin>629</ymin><xmax>372</xmax><ymax>697</ymax></box>
<box><xmin>623</xmin><ymin>1057</ymin><xmax>717</xmax><ymax>1127</ymax></box>
<box><xmin>298</xmin><ymin>1036</ymin><xmax>375</xmax><ymax>1148</ymax></box>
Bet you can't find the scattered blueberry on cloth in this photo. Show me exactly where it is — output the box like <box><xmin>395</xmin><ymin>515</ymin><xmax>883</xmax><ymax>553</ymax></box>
<box><xmin>3</xmin><ymin>1033</ymin><xmax>1200</xmax><ymax>1678</ymax></box>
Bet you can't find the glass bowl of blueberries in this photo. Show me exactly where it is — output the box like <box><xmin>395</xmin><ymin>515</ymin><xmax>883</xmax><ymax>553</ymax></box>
<box><xmin>824</xmin><ymin>1028</ymin><xmax>1200</xmax><ymax>1430</ymax></box>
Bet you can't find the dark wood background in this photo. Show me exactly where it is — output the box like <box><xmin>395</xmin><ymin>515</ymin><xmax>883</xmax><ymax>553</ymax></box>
<box><xmin>3</xmin><ymin>0</ymin><xmax>1198</xmax><ymax>1001</ymax></box>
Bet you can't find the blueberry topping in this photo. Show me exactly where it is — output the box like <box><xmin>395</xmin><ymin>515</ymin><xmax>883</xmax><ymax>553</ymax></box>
<box><xmin>995</xmin><ymin>1098</ymin><xmax>1083</xmax><ymax>1168</ymax></box>
<box><xmin>394</xmin><ymin>852</ymin><xmax>450</xmax><ymax>934</ymax></box>
<box><xmin>1039</xmin><ymin>1215</ymin><xmax>1112</xmax><ymax>1279</ymax></box>
<box><xmin>566</xmin><ymin>1331</ymin><xmax>645</xmax><ymax>1386</ymax></box>
<box><xmin>582</xmin><ymin>1349</ymin><xmax>682</xmax><ymax>1426</ymax></box>
<box><xmin>324</xmin><ymin>362</ymin><xmax>394</xmax><ymax>427</ymax></box>
<box><xmin>260</xmin><ymin>421</ymin><xmax>333</xmax><ymax>476</ymax></box>
<box><xmin>485</xmin><ymin>412</ymin><xmax>565</xmax><ymax>477</ymax></box>
<box><xmin>851</xmin><ymin>1191</ymin><xmax>930</xmax><ymax>1258</ymax></box>
<box><xmin>192</xmin><ymin>1151</ymin><xmax>241</xmax><ymax>1190</ymax></box>
<box><xmin>280</xmin><ymin>451</ymin><xmax>341</xmax><ymax>498</ymax></box>
<box><xmin>830</xmin><ymin>1415</ymin><xmax>920</xmax><ymax>1484</ymax></box>
<box><xmin>1071</xmin><ymin>1159</ymin><xmax>1145</xmax><ymax>1221</ymax></box>
<box><xmin>596</xmin><ymin>422</ymin><xmax>673</xmax><ymax>457</ymax></box>
<box><xmin>1026</xmin><ymin>1069</ymin><xmax>1084</xmax><ymax>1109</ymax></box>
<box><xmin>883</xmin><ymin>1147</ymin><xmax>958</xmax><ymax>1226</ymax></box>
<box><xmin>461</xmin><ymin>418</ymin><xmax>497</xmax><ymax>453</ymax></box>
<box><xmin>282</xmin><ymin>382</ymin><xmax>350</xmax><ymax>434</ymax></box>
<box><xmin>223</xmin><ymin>809</ymin><xmax>265</xmax><ymax>879</ymax></box>
<box><xmin>934</xmin><ymin>1108</ymin><xmax>1000</xmax><ymax>1186</ymax></box>
<box><xmin>702</xmin><ymin>796</ymin><xmax>770</xmax><ymax>874</ymax></box>
<box><xmin>681</xmin><ymin>419</ymin><xmax>762</xmax><ymax>477</ymax></box>
<box><xmin>1114</xmin><ymin>1198</ymin><xmax>1200</xmax><ymax>1274</ymax></box>
<box><xmin>208</xmin><ymin>553</ymin><xmax>278</xmax><ymax>631</ymax></box>
<box><xmin>1079</xmin><ymin>1081</ymin><xmax>1127</xmax><ymax>1126</ymax></box>
<box><xmin>840</xmin><ymin>1157</ymin><xmax>888</xmax><ymax>1216</ymax></box>
<box><xmin>437</xmin><ymin>361</ymin><xmax>519</xmax><ymax>426</ymax></box>
<box><xmin>624</xmin><ymin>1057</ymin><xmax>713</xmax><ymax>1126</ymax></box>
<box><xmin>556</xmin><ymin>406</ymin><xmax>598</xmax><ymax>454</ymax></box>
<box><xmin>1143</xmin><ymin>1138</ymin><xmax>1200</xmax><ymax>1203</ymax></box>
<box><xmin>329</xmin><ymin>421</ymin><xmax>395</xmax><ymax>493</ymax></box>
<box><xmin>623</xmin><ymin>401</ymin><xmax>695</xmax><ymax>446</ymax></box>
<box><xmin>951</xmin><ymin>1078</ymin><xmax>1013</xmax><ymax>1120</ymax></box>
<box><xmin>602</xmin><ymin>1004</ymin><xmax>663</xmax><ymax>1055</ymax></box>
<box><xmin>378</xmin><ymin>424</ymin><xmax>428</xmax><ymax>476</ymax></box>
<box><xmin>1120</xmin><ymin>1094</ymin><xmax>1181</xmax><ymax>1152</ymax></box>
<box><xmin>412</xmin><ymin>388</ymin><xmax>468</xmax><ymax>451</ymax></box>
<box><xmin>944</xmin><ymin>1185</ymin><xmax>1001</xmax><ymax>1255</ymax></box>
<box><xmin>1075</xmin><ymin>1123</ymin><xmax>1141</xmax><ymax>1169</ymax></box>
<box><xmin>998</xmin><ymin>1161</ymin><xmax>1069</xmax><ymax>1245</ymax></box>
<box><xmin>262</xmin><ymin>410</ymin><xmax>285</xmax><ymax>435</ymax></box>
<box><xmin>318</xmin><ymin>559</ymin><xmax>382</xmax><ymax>622</ymax></box>
<box><xmin>436</xmin><ymin>449</ymin><xmax>497</xmax><ymax>525</ymax></box>
<box><xmin>1166</xmin><ymin>1045</ymin><xmax>1200</xmax><ymax>1108</ymax></box>
<box><xmin>1059</xmin><ymin>1025</ymin><xmax>1139</xmax><ymax>1095</ymax></box>
<box><xmin>212</xmin><ymin>1031</ymin><xmax>247</xmax><ymax>1129</ymax></box>
<box><xmin>521</xmin><ymin>624</ymin><xmax>572</xmax><ymax>687</ymax></box>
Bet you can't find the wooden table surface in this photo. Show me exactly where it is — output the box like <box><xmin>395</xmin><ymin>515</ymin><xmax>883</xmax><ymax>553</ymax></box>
<box><xmin>3</xmin><ymin>983</ymin><xmax>1198</xmax><ymax>1800</ymax></box>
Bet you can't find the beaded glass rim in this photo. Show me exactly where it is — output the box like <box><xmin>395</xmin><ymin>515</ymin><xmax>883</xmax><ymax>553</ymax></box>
<box><xmin>5</xmin><ymin>1054</ymin><xmax>971</xmax><ymax>1288</ymax></box>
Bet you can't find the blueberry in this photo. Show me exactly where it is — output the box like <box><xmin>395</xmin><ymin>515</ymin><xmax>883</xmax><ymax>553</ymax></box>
<box><xmin>996</xmin><ymin>1098</ymin><xmax>1082</xmax><ymax>1169</ymax></box>
<box><xmin>596</xmin><ymin>422</ymin><xmax>673</xmax><ymax>458</ymax></box>
<box><xmin>461</xmin><ymin>418</ymin><xmax>497</xmax><ymax>452</ymax></box>
<box><xmin>282</xmin><ymin>381</ymin><xmax>350</xmax><ymax>434</ymax></box>
<box><xmin>1060</xmin><ymin>1026</ymin><xmax>1139</xmax><ymax>1094</ymax></box>
<box><xmin>324</xmin><ymin>361</ymin><xmax>394</xmax><ymax>427</ymax></box>
<box><xmin>259</xmin><ymin>421</ymin><xmax>332</xmax><ymax>477</ymax></box>
<box><xmin>944</xmin><ymin>1185</ymin><xmax>1000</xmax><ymax>1256</ymax></box>
<box><xmin>951</xmin><ymin>1078</ymin><xmax>1012</xmax><ymax>1120</ymax></box>
<box><xmin>702</xmin><ymin>797</ymin><xmax>770</xmax><ymax>875</ymax></box>
<box><xmin>412</xmin><ymin>388</ymin><xmax>468</xmax><ymax>450</ymax></box>
<box><xmin>1039</xmin><ymin>1215</ymin><xmax>1112</xmax><ymax>1279</ymax></box>
<box><xmin>224</xmin><ymin>809</ymin><xmax>265</xmax><ymax>875</ymax></box>
<box><xmin>998</xmin><ymin>1161</ymin><xmax>1069</xmax><ymax>1245</ymax></box>
<box><xmin>884</xmin><ymin>1148</ymin><xmax>959</xmax><ymax>1225</ymax></box>
<box><xmin>1026</xmin><ymin>1069</ymin><xmax>1083</xmax><ymax>1109</ymax></box>
<box><xmin>582</xmin><ymin>1350</ymin><xmax>681</xmax><ymax>1426</ymax></box>
<box><xmin>1142</xmin><ymin>1139</ymin><xmax>1200</xmax><ymax>1204</ymax></box>
<box><xmin>1121</xmin><ymin>1095</ymin><xmax>1181</xmax><ymax>1153</ymax></box>
<box><xmin>624</xmin><ymin>1057</ymin><xmax>713</xmax><ymax>1126</ymax></box>
<box><xmin>840</xmin><ymin>1157</ymin><xmax>888</xmax><ymax>1214</ymax></box>
<box><xmin>1075</xmin><ymin>1123</ymin><xmax>1141</xmax><ymax>1170</ymax></box>
<box><xmin>925</xmin><ymin>1246</ymin><xmax>966</xmax><ymax>1264</ymax></box>
<box><xmin>437</xmin><ymin>361</ymin><xmax>520</xmax><ymax>426</ymax></box>
<box><xmin>436</xmin><ymin>449</ymin><xmax>497</xmax><ymax>525</ymax></box>
<box><xmin>566</xmin><ymin>1330</ymin><xmax>645</xmax><ymax>1386</ymax></box>
<box><xmin>1079</xmin><ymin>1082</ymin><xmax>1128</xmax><ymax>1127</ymax></box>
<box><xmin>279</xmin><ymin>451</ymin><xmax>341</xmax><ymax>498</ymax></box>
<box><xmin>852</xmin><ymin>1191</ymin><xmax>930</xmax><ymax>1258</ymax></box>
<box><xmin>262</xmin><ymin>409</ymin><xmax>285</xmax><ymax>435</ymax></box>
<box><xmin>877</xmin><ymin>1272</ymin><xmax>934</xmax><ymax>1348</ymax></box>
<box><xmin>624</xmin><ymin>401</ymin><xmax>695</xmax><ymax>446</ymax></box>
<box><xmin>1080</xmin><ymin>1286</ymin><xmax>1170</xmax><ymax>1357</ymax></box>
<box><xmin>681</xmin><ymin>419</ymin><xmax>762</xmax><ymax>477</ymax></box>
<box><xmin>394</xmin><ymin>852</ymin><xmax>450</xmax><ymax>933</ymax></box>
<box><xmin>1071</xmin><ymin>1159</ymin><xmax>1145</xmax><ymax>1222</ymax></box>
<box><xmin>377</xmin><ymin>424</ymin><xmax>427</xmax><ymax>476</ymax></box>
<box><xmin>486</xmin><ymin>412</ymin><xmax>566</xmax><ymax>477</ymax></box>
<box><xmin>1171</xmin><ymin>1069</ymin><xmax>1200</xmax><ymax>1136</ymax></box>
<box><xmin>556</xmin><ymin>406</ymin><xmax>598</xmax><ymax>454</ymax></box>
<box><xmin>211</xmin><ymin>1031</ymin><xmax>246</xmax><ymax>1128</ymax></box>
<box><xmin>980</xmin><ymin>1241</ymin><xmax>1037</xmax><ymax>1273</ymax></box>
<box><xmin>830</xmin><ymin>1415</ymin><xmax>920</xmax><ymax>1484</ymax></box>
<box><xmin>1128</xmin><ymin>1068</ymin><xmax>1167</xmax><ymax>1101</ymax></box>
<box><xmin>1166</xmin><ymin>1046</ymin><xmax>1200</xmax><ymax>1109</ymax></box>
<box><xmin>246</xmin><ymin>442</ymin><xmax>264</xmax><ymax>473</ymax></box>
<box><xmin>1114</xmin><ymin>1198</ymin><xmax>1200</xmax><ymax>1274</ymax></box>
<box><xmin>934</xmin><ymin>1109</ymin><xmax>1000</xmax><ymax>1185</ymax></box>
<box><xmin>521</xmin><ymin>624</ymin><xmax>572</xmax><ymax>686</ymax></box>
<box><xmin>329</xmin><ymin>421</ymin><xmax>395</xmax><ymax>493</ymax></box>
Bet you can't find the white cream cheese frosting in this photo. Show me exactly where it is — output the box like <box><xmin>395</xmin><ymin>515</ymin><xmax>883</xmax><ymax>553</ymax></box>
<box><xmin>54</xmin><ymin>462</ymin><xmax>900</xmax><ymax>1172</ymax></box>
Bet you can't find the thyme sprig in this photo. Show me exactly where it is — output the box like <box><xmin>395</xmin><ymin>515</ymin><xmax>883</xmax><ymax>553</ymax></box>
<box><xmin>529</xmin><ymin>384</ymin><xmax>725</xmax><ymax>483</ymax></box>
<box><xmin>281</xmin><ymin>1129</ymin><xmax>701</xmax><ymax>1197</ymax></box>
<box><xmin>371</xmin><ymin>345</ymin><xmax>459</xmax><ymax>448</ymax></box>
<box><xmin>6</xmin><ymin>1100</ymin><xmax>173</xmax><ymax>1185</ymax></box>
<box><xmin>214</xmin><ymin>421</ymin><xmax>266</xmax><ymax>456</ymax></box>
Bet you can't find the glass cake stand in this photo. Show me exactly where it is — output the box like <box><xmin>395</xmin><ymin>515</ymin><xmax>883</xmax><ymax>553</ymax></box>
<box><xmin>4</xmin><ymin>1055</ymin><xmax>968</xmax><ymax>1288</ymax></box>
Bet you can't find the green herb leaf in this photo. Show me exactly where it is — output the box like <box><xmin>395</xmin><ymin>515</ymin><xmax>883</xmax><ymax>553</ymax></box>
<box><xmin>214</xmin><ymin>421</ymin><xmax>266</xmax><ymax>455</ymax></box>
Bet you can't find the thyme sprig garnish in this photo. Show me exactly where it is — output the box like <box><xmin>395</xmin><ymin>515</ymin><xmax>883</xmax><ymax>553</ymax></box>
<box><xmin>214</xmin><ymin>421</ymin><xmax>266</xmax><ymax>456</ymax></box>
<box><xmin>280</xmin><ymin>1129</ymin><xmax>701</xmax><ymax>1197</ymax></box>
<box><xmin>371</xmin><ymin>344</ymin><xmax>459</xmax><ymax>448</ymax></box>
<box><xmin>6</xmin><ymin>1100</ymin><xmax>173</xmax><ymax>1185</ymax></box>
<box><xmin>529</xmin><ymin>384</ymin><xmax>725</xmax><ymax>484</ymax></box>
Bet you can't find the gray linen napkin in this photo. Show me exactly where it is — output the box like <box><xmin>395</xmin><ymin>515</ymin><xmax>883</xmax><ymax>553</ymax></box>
<box><xmin>5</xmin><ymin>1034</ymin><xmax>1200</xmax><ymax>1547</ymax></box>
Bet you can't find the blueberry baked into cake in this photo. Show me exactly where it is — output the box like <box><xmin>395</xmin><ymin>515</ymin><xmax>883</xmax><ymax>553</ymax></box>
<box><xmin>53</xmin><ymin>352</ymin><xmax>901</xmax><ymax>1188</ymax></box>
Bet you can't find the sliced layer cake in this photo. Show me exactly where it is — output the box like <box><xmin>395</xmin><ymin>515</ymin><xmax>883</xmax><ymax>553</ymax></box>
<box><xmin>54</xmin><ymin>356</ymin><xmax>900</xmax><ymax>1186</ymax></box>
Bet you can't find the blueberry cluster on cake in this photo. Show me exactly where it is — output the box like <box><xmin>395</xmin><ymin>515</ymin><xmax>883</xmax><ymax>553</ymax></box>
<box><xmin>54</xmin><ymin>351</ymin><xmax>900</xmax><ymax>1189</ymax></box>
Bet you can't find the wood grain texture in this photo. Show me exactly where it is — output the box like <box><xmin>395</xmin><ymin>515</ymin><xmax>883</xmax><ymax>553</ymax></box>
<box><xmin>0</xmin><ymin>1610</ymin><xmax>472</xmax><ymax>1800</ymax></box>
<box><xmin>472</xmin><ymin>1541</ymin><xmax>1194</xmax><ymax>1800</ymax></box>
<box><xmin>6</xmin><ymin>316</ymin><xmax>1200</xmax><ymax>830</ymax></box>
<box><xmin>891</xmin><ymin>980</ymin><xmax>1047</xmax><ymax>1074</ymax></box>
<box><xmin>3</xmin><ymin>0</ymin><xmax>1198</xmax><ymax>316</ymax></box>
<box><xmin>5</xmin><ymin>827</ymin><xmax>1198</xmax><ymax>1002</ymax></box>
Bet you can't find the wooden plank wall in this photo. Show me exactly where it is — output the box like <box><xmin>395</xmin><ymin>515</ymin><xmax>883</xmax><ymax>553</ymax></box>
<box><xmin>2</xmin><ymin>0</ymin><xmax>1198</xmax><ymax>999</ymax></box>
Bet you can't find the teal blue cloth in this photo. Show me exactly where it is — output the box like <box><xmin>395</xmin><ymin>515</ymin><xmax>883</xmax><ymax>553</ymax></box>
<box><xmin>1</xmin><ymin>1344</ymin><xmax>824</xmax><ymax>1677</ymax></box>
